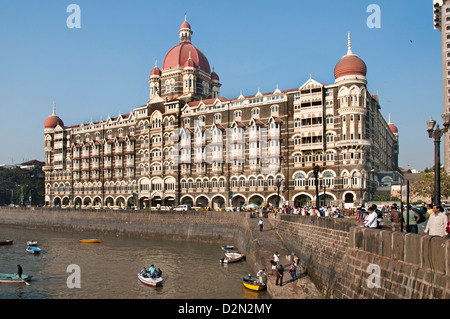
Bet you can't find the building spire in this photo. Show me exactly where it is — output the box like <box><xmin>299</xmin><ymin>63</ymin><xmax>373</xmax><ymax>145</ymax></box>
<box><xmin>52</xmin><ymin>101</ymin><xmax>56</xmax><ymax>116</ymax></box>
<box><xmin>347</xmin><ymin>32</ymin><xmax>353</xmax><ymax>55</ymax></box>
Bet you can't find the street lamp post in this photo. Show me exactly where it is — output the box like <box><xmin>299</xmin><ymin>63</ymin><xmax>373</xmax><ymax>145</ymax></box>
<box><xmin>426</xmin><ymin>113</ymin><xmax>450</xmax><ymax>206</ymax></box>
<box><xmin>276</xmin><ymin>176</ymin><xmax>283</xmax><ymax>209</ymax></box>
<box><xmin>314</xmin><ymin>165</ymin><xmax>320</xmax><ymax>209</ymax></box>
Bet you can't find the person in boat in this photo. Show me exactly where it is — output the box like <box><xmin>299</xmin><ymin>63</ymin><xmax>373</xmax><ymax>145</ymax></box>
<box><xmin>140</xmin><ymin>267</ymin><xmax>149</xmax><ymax>278</ymax></box>
<box><xmin>149</xmin><ymin>264</ymin><xmax>157</xmax><ymax>278</ymax></box>
<box><xmin>156</xmin><ymin>268</ymin><xmax>162</xmax><ymax>278</ymax></box>
<box><xmin>17</xmin><ymin>265</ymin><xmax>23</xmax><ymax>279</ymax></box>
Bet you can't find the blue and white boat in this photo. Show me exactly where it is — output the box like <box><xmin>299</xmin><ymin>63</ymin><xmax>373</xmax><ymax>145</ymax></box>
<box><xmin>26</xmin><ymin>247</ymin><xmax>41</xmax><ymax>254</ymax></box>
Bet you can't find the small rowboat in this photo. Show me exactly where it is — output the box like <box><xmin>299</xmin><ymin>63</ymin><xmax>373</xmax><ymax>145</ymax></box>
<box><xmin>27</xmin><ymin>241</ymin><xmax>38</xmax><ymax>246</ymax></box>
<box><xmin>0</xmin><ymin>273</ymin><xmax>32</xmax><ymax>284</ymax></box>
<box><xmin>137</xmin><ymin>273</ymin><xmax>163</xmax><ymax>287</ymax></box>
<box><xmin>221</xmin><ymin>245</ymin><xmax>236</xmax><ymax>251</ymax></box>
<box><xmin>220</xmin><ymin>252</ymin><xmax>245</xmax><ymax>263</ymax></box>
<box><xmin>79</xmin><ymin>239</ymin><xmax>101</xmax><ymax>243</ymax></box>
<box><xmin>242</xmin><ymin>276</ymin><xmax>266</xmax><ymax>291</ymax></box>
<box><xmin>0</xmin><ymin>240</ymin><xmax>13</xmax><ymax>246</ymax></box>
<box><xmin>26</xmin><ymin>247</ymin><xmax>41</xmax><ymax>254</ymax></box>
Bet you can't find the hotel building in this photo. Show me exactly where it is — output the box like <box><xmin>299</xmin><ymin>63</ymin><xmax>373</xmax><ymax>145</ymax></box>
<box><xmin>43</xmin><ymin>18</ymin><xmax>400</xmax><ymax>210</ymax></box>
<box><xmin>434</xmin><ymin>0</ymin><xmax>450</xmax><ymax>172</ymax></box>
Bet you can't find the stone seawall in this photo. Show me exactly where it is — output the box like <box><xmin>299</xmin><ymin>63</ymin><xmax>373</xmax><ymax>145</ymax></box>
<box><xmin>0</xmin><ymin>208</ymin><xmax>248</xmax><ymax>244</ymax></box>
<box><xmin>270</xmin><ymin>214</ymin><xmax>450</xmax><ymax>299</ymax></box>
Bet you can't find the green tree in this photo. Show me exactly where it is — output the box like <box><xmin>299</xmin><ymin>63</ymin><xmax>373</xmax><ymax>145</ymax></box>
<box><xmin>409</xmin><ymin>168</ymin><xmax>450</xmax><ymax>201</ymax></box>
<box><xmin>0</xmin><ymin>167</ymin><xmax>45</xmax><ymax>206</ymax></box>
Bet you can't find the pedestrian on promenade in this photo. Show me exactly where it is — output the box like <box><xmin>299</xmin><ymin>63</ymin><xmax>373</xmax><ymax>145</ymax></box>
<box><xmin>424</xmin><ymin>205</ymin><xmax>449</xmax><ymax>237</ymax></box>
<box><xmin>276</xmin><ymin>264</ymin><xmax>284</xmax><ymax>286</ymax></box>
<box><xmin>364</xmin><ymin>207</ymin><xmax>378</xmax><ymax>228</ymax></box>
<box><xmin>389</xmin><ymin>203</ymin><xmax>402</xmax><ymax>231</ymax></box>
<box><xmin>273</xmin><ymin>252</ymin><xmax>279</xmax><ymax>266</ymax></box>
<box><xmin>258</xmin><ymin>218</ymin><xmax>264</xmax><ymax>232</ymax></box>
<box><xmin>403</xmin><ymin>205</ymin><xmax>420</xmax><ymax>233</ymax></box>
<box><xmin>270</xmin><ymin>260</ymin><xmax>277</xmax><ymax>276</ymax></box>
<box><xmin>288</xmin><ymin>262</ymin><xmax>297</xmax><ymax>281</ymax></box>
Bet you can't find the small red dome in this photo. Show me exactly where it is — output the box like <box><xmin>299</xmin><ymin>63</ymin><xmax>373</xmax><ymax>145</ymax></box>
<box><xmin>334</xmin><ymin>55</ymin><xmax>367</xmax><ymax>79</ymax></box>
<box><xmin>150</xmin><ymin>65</ymin><xmax>161</xmax><ymax>76</ymax></box>
<box><xmin>163</xmin><ymin>42</ymin><xmax>211</xmax><ymax>74</ymax></box>
<box><xmin>389</xmin><ymin>123</ymin><xmax>398</xmax><ymax>134</ymax></box>
<box><xmin>180</xmin><ymin>20</ymin><xmax>191</xmax><ymax>30</ymax></box>
<box><xmin>211</xmin><ymin>70</ymin><xmax>219</xmax><ymax>81</ymax></box>
<box><xmin>44</xmin><ymin>115</ymin><xmax>64</xmax><ymax>129</ymax></box>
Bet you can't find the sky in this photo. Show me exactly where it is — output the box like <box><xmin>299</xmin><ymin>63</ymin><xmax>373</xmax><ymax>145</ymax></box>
<box><xmin>0</xmin><ymin>0</ymin><xmax>444</xmax><ymax>172</ymax></box>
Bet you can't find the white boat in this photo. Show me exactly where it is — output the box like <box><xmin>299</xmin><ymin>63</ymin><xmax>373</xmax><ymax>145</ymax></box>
<box><xmin>137</xmin><ymin>273</ymin><xmax>163</xmax><ymax>286</ymax></box>
<box><xmin>220</xmin><ymin>252</ymin><xmax>245</xmax><ymax>263</ymax></box>
<box><xmin>27</xmin><ymin>241</ymin><xmax>38</xmax><ymax>246</ymax></box>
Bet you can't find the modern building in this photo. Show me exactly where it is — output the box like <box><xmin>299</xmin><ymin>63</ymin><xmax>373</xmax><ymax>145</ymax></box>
<box><xmin>43</xmin><ymin>18</ymin><xmax>400</xmax><ymax>210</ymax></box>
<box><xmin>434</xmin><ymin>0</ymin><xmax>450</xmax><ymax>172</ymax></box>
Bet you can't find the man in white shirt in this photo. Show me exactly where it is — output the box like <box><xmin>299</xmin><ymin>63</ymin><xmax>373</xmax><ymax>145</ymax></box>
<box><xmin>364</xmin><ymin>207</ymin><xmax>378</xmax><ymax>228</ymax></box>
<box><xmin>424</xmin><ymin>205</ymin><xmax>448</xmax><ymax>237</ymax></box>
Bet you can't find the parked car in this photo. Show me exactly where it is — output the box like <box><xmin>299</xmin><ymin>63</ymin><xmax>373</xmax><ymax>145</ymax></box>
<box><xmin>174</xmin><ymin>204</ymin><xmax>191</xmax><ymax>211</ymax></box>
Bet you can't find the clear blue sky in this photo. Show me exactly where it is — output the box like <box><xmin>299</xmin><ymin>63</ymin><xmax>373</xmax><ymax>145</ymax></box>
<box><xmin>0</xmin><ymin>0</ymin><xmax>443</xmax><ymax>171</ymax></box>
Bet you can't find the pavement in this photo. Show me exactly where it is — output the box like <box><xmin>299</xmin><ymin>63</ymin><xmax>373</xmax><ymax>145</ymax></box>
<box><xmin>248</xmin><ymin>216</ymin><xmax>325</xmax><ymax>299</ymax></box>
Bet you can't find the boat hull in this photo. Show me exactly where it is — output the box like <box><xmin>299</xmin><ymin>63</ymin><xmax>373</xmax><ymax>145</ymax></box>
<box><xmin>242</xmin><ymin>277</ymin><xmax>266</xmax><ymax>291</ymax></box>
<box><xmin>26</xmin><ymin>247</ymin><xmax>40</xmax><ymax>254</ymax></box>
<box><xmin>0</xmin><ymin>240</ymin><xmax>13</xmax><ymax>246</ymax></box>
<box><xmin>138</xmin><ymin>273</ymin><xmax>163</xmax><ymax>286</ymax></box>
<box><xmin>27</xmin><ymin>241</ymin><xmax>38</xmax><ymax>246</ymax></box>
<box><xmin>79</xmin><ymin>239</ymin><xmax>102</xmax><ymax>243</ymax></box>
<box><xmin>0</xmin><ymin>274</ymin><xmax>32</xmax><ymax>283</ymax></box>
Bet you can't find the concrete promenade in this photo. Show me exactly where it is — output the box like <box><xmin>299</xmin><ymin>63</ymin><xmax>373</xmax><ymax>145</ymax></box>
<box><xmin>247</xmin><ymin>215</ymin><xmax>324</xmax><ymax>299</ymax></box>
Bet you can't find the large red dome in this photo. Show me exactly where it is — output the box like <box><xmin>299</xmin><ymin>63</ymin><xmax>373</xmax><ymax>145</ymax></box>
<box><xmin>44</xmin><ymin>115</ymin><xmax>64</xmax><ymax>129</ymax></box>
<box><xmin>334</xmin><ymin>54</ymin><xmax>367</xmax><ymax>79</ymax></box>
<box><xmin>162</xmin><ymin>42</ymin><xmax>211</xmax><ymax>74</ymax></box>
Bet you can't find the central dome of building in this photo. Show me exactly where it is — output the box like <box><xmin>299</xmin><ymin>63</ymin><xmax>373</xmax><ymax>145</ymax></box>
<box><xmin>162</xmin><ymin>42</ymin><xmax>211</xmax><ymax>74</ymax></box>
<box><xmin>334</xmin><ymin>33</ymin><xmax>367</xmax><ymax>80</ymax></box>
<box><xmin>162</xmin><ymin>17</ymin><xmax>211</xmax><ymax>74</ymax></box>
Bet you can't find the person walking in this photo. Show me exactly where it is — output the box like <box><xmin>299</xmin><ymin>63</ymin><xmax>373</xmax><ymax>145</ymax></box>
<box><xmin>273</xmin><ymin>252</ymin><xmax>279</xmax><ymax>266</ymax></box>
<box><xmin>276</xmin><ymin>264</ymin><xmax>284</xmax><ymax>286</ymax></box>
<box><xmin>258</xmin><ymin>218</ymin><xmax>264</xmax><ymax>232</ymax></box>
<box><xmin>424</xmin><ymin>205</ymin><xmax>449</xmax><ymax>237</ymax></box>
<box><xmin>403</xmin><ymin>205</ymin><xmax>420</xmax><ymax>233</ymax></box>
<box><xmin>389</xmin><ymin>204</ymin><xmax>402</xmax><ymax>231</ymax></box>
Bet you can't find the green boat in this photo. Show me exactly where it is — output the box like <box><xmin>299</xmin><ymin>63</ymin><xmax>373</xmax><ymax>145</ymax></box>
<box><xmin>0</xmin><ymin>273</ymin><xmax>32</xmax><ymax>283</ymax></box>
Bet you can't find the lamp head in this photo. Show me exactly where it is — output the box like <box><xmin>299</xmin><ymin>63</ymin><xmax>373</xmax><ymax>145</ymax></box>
<box><xmin>442</xmin><ymin>113</ymin><xmax>450</xmax><ymax>127</ymax></box>
<box><xmin>426</xmin><ymin>117</ymin><xmax>436</xmax><ymax>132</ymax></box>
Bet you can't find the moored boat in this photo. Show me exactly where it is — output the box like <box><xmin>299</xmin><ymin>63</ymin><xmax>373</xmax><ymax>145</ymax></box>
<box><xmin>0</xmin><ymin>273</ymin><xmax>32</xmax><ymax>283</ymax></box>
<box><xmin>221</xmin><ymin>245</ymin><xmax>236</xmax><ymax>251</ymax></box>
<box><xmin>26</xmin><ymin>247</ymin><xmax>41</xmax><ymax>254</ymax></box>
<box><xmin>79</xmin><ymin>239</ymin><xmax>102</xmax><ymax>243</ymax></box>
<box><xmin>137</xmin><ymin>273</ymin><xmax>163</xmax><ymax>286</ymax></box>
<box><xmin>220</xmin><ymin>252</ymin><xmax>245</xmax><ymax>263</ymax></box>
<box><xmin>0</xmin><ymin>240</ymin><xmax>13</xmax><ymax>246</ymax></box>
<box><xmin>242</xmin><ymin>276</ymin><xmax>266</xmax><ymax>291</ymax></box>
<box><xmin>27</xmin><ymin>241</ymin><xmax>38</xmax><ymax>246</ymax></box>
